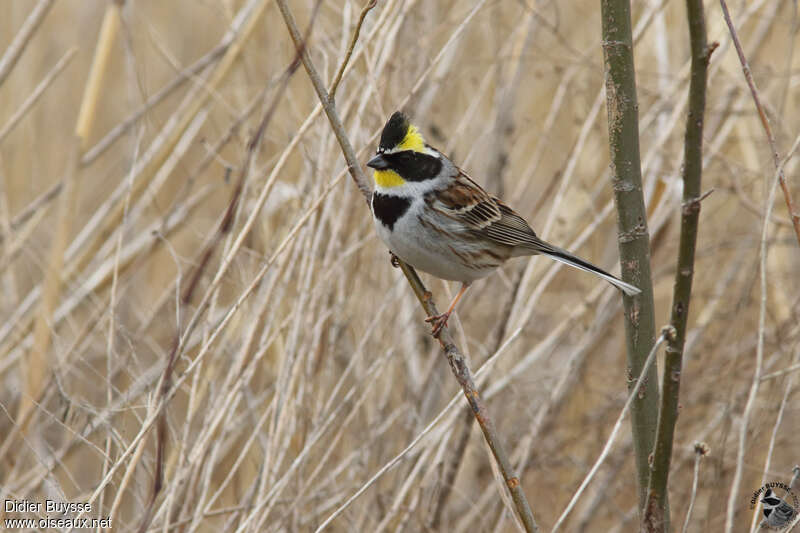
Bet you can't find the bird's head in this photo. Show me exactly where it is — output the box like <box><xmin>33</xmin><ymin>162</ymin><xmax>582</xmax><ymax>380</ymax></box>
<box><xmin>761</xmin><ymin>489</ymin><xmax>782</xmax><ymax>507</ymax></box>
<box><xmin>367</xmin><ymin>111</ymin><xmax>442</xmax><ymax>189</ymax></box>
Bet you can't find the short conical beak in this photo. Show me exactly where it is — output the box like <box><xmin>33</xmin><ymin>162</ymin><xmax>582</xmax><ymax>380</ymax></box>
<box><xmin>367</xmin><ymin>154</ymin><xmax>389</xmax><ymax>170</ymax></box>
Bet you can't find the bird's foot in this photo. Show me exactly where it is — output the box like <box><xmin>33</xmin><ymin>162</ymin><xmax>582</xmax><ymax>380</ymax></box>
<box><xmin>425</xmin><ymin>312</ymin><xmax>451</xmax><ymax>338</ymax></box>
<box><xmin>389</xmin><ymin>252</ymin><xmax>401</xmax><ymax>268</ymax></box>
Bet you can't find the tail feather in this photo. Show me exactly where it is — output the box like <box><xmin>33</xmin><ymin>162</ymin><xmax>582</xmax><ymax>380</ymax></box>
<box><xmin>523</xmin><ymin>241</ymin><xmax>641</xmax><ymax>296</ymax></box>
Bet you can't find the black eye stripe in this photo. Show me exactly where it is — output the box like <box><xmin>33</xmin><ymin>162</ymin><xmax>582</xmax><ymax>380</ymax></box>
<box><xmin>381</xmin><ymin>151</ymin><xmax>442</xmax><ymax>182</ymax></box>
<box><xmin>372</xmin><ymin>193</ymin><xmax>411</xmax><ymax>230</ymax></box>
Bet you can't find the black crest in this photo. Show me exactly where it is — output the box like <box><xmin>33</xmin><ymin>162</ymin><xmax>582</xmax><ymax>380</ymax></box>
<box><xmin>379</xmin><ymin>111</ymin><xmax>409</xmax><ymax>151</ymax></box>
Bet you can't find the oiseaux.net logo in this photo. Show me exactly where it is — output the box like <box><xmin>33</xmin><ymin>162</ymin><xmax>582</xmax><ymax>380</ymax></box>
<box><xmin>750</xmin><ymin>482</ymin><xmax>798</xmax><ymax>531</ymax></box>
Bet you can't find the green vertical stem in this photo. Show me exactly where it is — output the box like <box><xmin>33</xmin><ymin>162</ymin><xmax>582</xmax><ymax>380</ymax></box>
<box><xmin>643</xmin><ymin>1</ymin><xmax>712</xmax><ymax>531</ymax></box>
<box><xmin>600</xmin><ymin>0</ymin><xmax>660</xmax><ymax>512</ymax></box>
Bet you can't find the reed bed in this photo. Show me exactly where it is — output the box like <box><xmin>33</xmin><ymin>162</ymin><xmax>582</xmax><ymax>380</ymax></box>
<box><xmin>0</xmin><ymin>1</ymin><xmax>798</xmax><ymax>531</ymax></box>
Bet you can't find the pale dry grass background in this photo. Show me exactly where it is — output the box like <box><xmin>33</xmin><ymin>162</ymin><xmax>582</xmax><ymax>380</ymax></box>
<box><xmin>0</xmin><ymin>0</ymin><xmax>798</xmax><ymax>531</ymax></box>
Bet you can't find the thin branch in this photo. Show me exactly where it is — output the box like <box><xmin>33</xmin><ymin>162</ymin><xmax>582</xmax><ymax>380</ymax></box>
<box><xmin>681</xmin><ymin>442</ymin><xmax>709</xmax><ymax>533</ymax></box>
<box><xmin>749</xmin><ymin>350</ymin><xmax>799</xmax><ymax>533</ymax></box>
<box><xmin>0</xmin><ymin>46</ymin><xmax>78</xmax><ymax>143</ymax></box>
<box><xmin>328</xmin><ymin>0</ymin><xmax>376</xmax><ymax>101</ymax></box>
<box><xmin>642</xmin><ymin>1</ymin><xmax>713</xmax><ymax>530</ymax></box>
<box><xmin>275</xmin><ymin>1</ymin><xmax>538</xmax><ymax>531</ymax></box>
<box><xmin>600</xmin><ymin>0</ymin><xmax>660</xmax><ymax>512</ymax></box>
<box><xmin>760</xmin><ymin>362</ymin><xmax>800</xmax><ymax>381</ymax></box>
<box><xmin>0</xmin><ymin>0</ymin><xmax>56</xmax><ymax>88</ymax></box>
<box><xmin>725</xmin><ymin>131</ymin><xmax>800</xmax><ymax>533</ymax></box>
<box><xmin>719</xmin><ymin>0</ymin><xmax>800</xmax><ymax>246</ymax></box>
<box><xmin>313</xmin><ymin>327</ymin><xmax>524</xmax><ymax>533</ymax></box>
<box><xmin>275</xmin><ymin>1</ymin><xmax>372</xmax><ymax>203</ymax></box>
<box><xmin>552</xmin><ymin>328</ymin><xmax>670</xmax><ymax>532</ymax></box>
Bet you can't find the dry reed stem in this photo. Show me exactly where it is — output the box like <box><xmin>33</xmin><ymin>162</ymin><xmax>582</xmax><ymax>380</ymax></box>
<box><xmin>2</xmin><ymin>1</ymin><xmax>798</xmax><ymax>531</ymax></box>
<box><xmin>0</xmin><ymin>47</ymin><xmax>77</xmax><ymax>144</ymax></box>
<box><xmin>0</xmin><ymin>0</ymin><xmax>56</xmax><ymax>87</ymax></box>
<box><xmin>20</xmin><ymin>1</ymin><xmax>120</xmax><ymax>431</ymax></box>
<box><xmin>328</xmin><ymin>0</ymin><xmax>377</xmax><ymax>101</ymax></box>
<box><xmin>137</xmin><ymin>28</ymin><xmax>315</xmax><ymax>528</ymax></box>
<box><xmin>0</xmin><ymin>0</ymin><xmax>267</xmax><ymax>411</ymax></box>
<box><xmin>314</xmin><ymin>327</ymin><xmax>523</xmax><ymax>533</ymax></box>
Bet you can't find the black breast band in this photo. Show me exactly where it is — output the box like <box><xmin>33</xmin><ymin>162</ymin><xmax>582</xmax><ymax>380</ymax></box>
<box><xmin>372</xmin><ymin>193</ymin><xmax>411</xmax><ymax>230</ymax></box>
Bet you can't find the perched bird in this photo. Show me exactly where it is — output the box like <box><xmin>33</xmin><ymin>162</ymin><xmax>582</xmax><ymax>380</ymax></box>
<box><xmin>760</xmin><ymin>488</ymin><xmax>796</xmax><ymax>529</ymax></box>
<box><xmin>367</xmin><ymin>111</ymin><xmax>640</xmax><ymax>336</ymax></box>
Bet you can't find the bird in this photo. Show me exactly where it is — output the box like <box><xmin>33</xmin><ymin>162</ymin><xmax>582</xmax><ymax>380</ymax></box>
<box><xmin>760</xmin><ymin>488</ymin><xmax>796</xmax><ymax>529</ymax></box>
<box><xmin>367</xmin><ymin>111</ymin><xmax>641</xmax><ymax>336</ymax></box>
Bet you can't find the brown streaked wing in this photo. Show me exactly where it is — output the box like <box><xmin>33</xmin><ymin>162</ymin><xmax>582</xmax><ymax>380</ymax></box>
<box><xmin>429</xmin><ymin>170</ymin><xmax>543</xmax><ymax>249</ymax></box>
<box><xmin>482</xmin><ymin>201</ymin><xmax>545</xmax><ymax>248</ymax></box>
<box><xmin>428</xmin><ymin>171</ymin><xmax>500</xmax><ymax>228</ymax></box>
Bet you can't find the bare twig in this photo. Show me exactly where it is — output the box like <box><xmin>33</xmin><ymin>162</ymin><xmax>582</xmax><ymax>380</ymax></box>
<box><xmin>0</xmin><ymin>47</ymin><xmax>77</xmax><ymax>143</ymax></box>
<box><xmin>642</xmin><ymin>1</ymin><xmax>713</xmax><ymax>530</ymax></box>
<box><xmin>313</xmin><ymin>327</ymin><xmax>523</xmax><ymax>533</ymax></box>
<box><xmin>749</xmin><ymin>351</ymin><xmax>799</xmax><ymax>532</ymax></box>
<box><xmin>719</xmin><ymin>0</ymin><xmax>800</xmax><ymax>246</ymax></box>
<box><xmin>552</xmin><ymin>328</ymin><xmax>669</xmax><ymax>532</ymax></box>
<box><xmin>725</xmin><ymin>132</ymin><xmax>800</xmax><ymax>533</ymax></box>
<box><xmin>760</xmin><ymin>362</ymin><xmax>800</xmax><ymax>381</ymax></box>
<box><xmin>681</xmin><ymin>442</ymin><xmax>709</xmax><ymax>533</ymax></box>
<box><xmin>276</xmin><ymin>1</ymin><xmax>538</xmax><ymax>531</ymax></box>
<box><xmin>328</xmin><ymin>0</ymin><xmax>377</xmax><ymax>101</ymax></box>
<box><xmin>0</xmin><ymin>0</ymin><xmax>56</xmax><ymax>87</ymax></box>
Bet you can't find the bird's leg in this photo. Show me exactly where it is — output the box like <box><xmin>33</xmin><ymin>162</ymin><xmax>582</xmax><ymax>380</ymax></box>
<box><xmin>425</xmin><ymin>283</ymin><xmax>470</xmax><ymax>337</ymax></box>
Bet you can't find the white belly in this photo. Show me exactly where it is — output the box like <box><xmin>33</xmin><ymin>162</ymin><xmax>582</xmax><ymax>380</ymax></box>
<box><xmin>373</xmin><ymin>198</ymin><xmax>496</xmax><ymax>283</ymax></box>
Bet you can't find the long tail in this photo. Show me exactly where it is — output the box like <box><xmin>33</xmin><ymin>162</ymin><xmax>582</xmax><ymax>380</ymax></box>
<box><xmin>524</xmin><ymin>241</ymin><xmax>641</xmax><ymax>296</ymax></box>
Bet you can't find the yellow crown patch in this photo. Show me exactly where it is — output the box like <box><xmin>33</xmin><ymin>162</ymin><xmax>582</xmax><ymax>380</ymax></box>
<box><xmin>397</xmin><ymin>124</ymin><xmax>425</xmax><ymax>152</ymax></box>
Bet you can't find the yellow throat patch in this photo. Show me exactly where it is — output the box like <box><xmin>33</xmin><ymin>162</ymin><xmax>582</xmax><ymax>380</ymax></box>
<box><xmin>374</xmin><ymin>169</ymin><xmax>405</xmax><ymax>188</ymax></box>
<box><xmin>373</xmin><ymin>124</ymin><xmax>425</xmax><ymax>188</ymax></box>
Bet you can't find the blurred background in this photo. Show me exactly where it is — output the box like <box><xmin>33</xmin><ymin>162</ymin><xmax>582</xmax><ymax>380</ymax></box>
<box><xmin>0</xmin><ymin>0</ymin><xmax>798</xmax><ymax>531</ymax></box>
